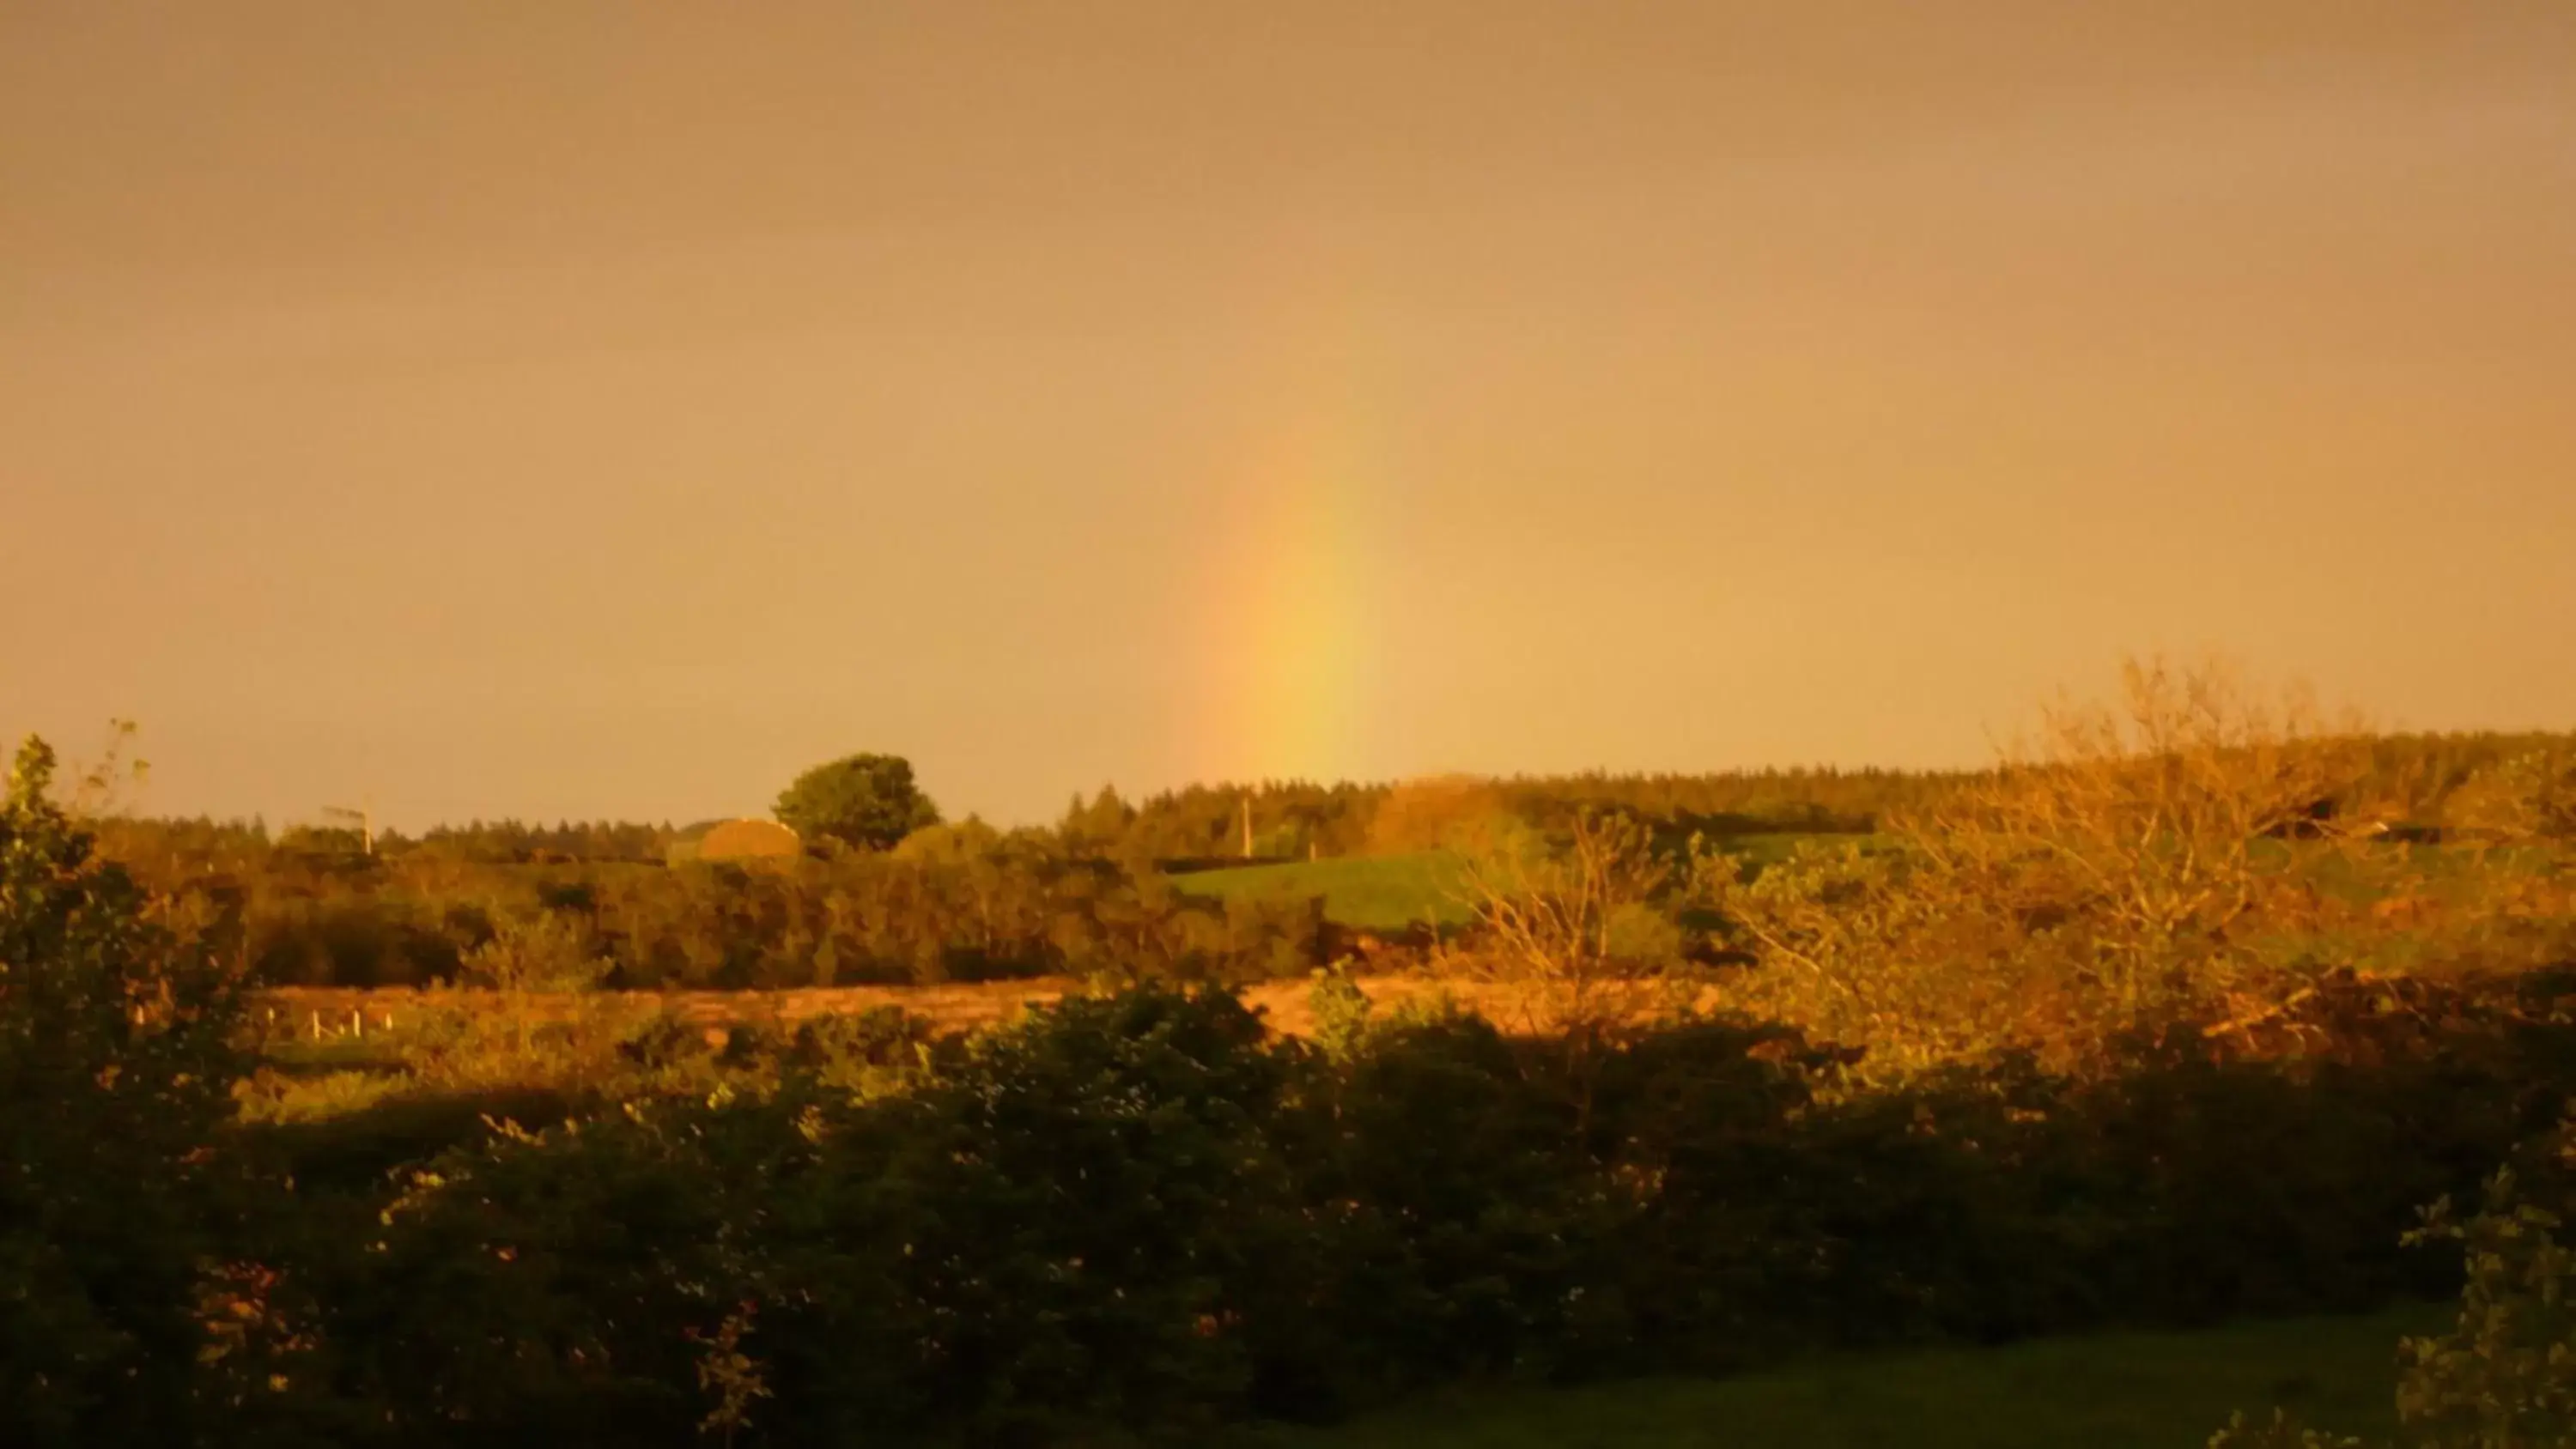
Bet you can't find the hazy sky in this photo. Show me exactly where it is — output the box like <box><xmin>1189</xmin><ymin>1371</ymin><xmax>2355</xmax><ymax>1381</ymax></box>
<box><xmin>4</xmin><ymin>2</ymin><xmax>2572</xmax><ymax>830</ymax></box>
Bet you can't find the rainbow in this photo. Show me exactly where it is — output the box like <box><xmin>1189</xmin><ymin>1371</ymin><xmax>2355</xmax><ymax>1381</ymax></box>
<box><xmin>1190</xmin><ymin>273</ymin><xmax>1391</xmax><ymax>786</ymax></box>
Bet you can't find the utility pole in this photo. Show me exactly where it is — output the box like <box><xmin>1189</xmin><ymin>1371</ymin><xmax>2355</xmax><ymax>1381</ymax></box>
<box><xmin>1241</xmin><ymin>793</ymin><xmax>1254</xmax><ymax>860</ymax></box>
<box><xmin>322</xmin><ymin>801</ymin><xmax>374</xmax><ymax>857</ymax></box>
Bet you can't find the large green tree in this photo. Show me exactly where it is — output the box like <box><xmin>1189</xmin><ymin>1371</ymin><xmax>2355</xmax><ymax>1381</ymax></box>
<box><xmin>774</xmin><ymin>752</ymin><xmax>941</xmax><ymax>851</ymax></box>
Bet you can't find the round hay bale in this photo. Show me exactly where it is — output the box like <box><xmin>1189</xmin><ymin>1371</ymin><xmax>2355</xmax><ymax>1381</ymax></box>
<box><xmin>695</xmin><ymin>818</ymin><xmax>803</xmax><ymax>862</ymax></box>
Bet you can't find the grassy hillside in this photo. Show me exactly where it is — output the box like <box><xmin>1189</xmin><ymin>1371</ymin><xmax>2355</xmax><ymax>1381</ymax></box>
<box><xmin>1261</xmin><ymin>1302</ymin><xmax>2439</xmax><ymax>1448</ymax></box>
<box><xmin>1173</xmin><ymin>834</ymin><xmax>1868</xmax><ymax>931</ymax></box>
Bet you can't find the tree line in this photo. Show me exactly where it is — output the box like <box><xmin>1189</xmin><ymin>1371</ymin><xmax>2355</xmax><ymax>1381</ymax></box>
<box><xmin>67</xmin><ymin>725</ymin><xmax>2573</xmax><ymax>995</ymax></box>
<box><xmin>13</xmin><ymin>724</ymin><xmax>2576</xmax><ymax>1445</ymax></box>
<box><xmin>12</xmin><ymin>662</ymin><xmax>2576</xmax><ymax>1444</ymax></box>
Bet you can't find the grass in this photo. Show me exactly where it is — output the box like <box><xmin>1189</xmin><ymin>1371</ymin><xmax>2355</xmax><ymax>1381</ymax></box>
<box><xmin>1255</xmin><ymin>1302</ymin><xmax>2446</xmax><ymax>1448</ymax></box>
<box><xmin>1174</xmin><ymin>834</ymin><xmax>1869</xmax><ymax>931</ymax></box>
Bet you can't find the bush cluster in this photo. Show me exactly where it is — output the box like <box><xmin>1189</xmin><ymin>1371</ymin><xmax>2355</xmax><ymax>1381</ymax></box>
<box><xmin>89</xmin><ymin>841</ymin><xmax>1335</xmax><ymax>992</ymax></box>
<box><xmin>178</xmin><ymin>966</ymin><xmax>2576</xmax><ymax>1447</ymax></box>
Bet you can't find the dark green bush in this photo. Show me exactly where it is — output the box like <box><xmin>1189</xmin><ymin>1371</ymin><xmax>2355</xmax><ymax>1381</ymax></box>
<box><xmin>0</xmin><ymin>741</ymin><xmax>251</xmax><ymax>1446</ymax></box>
<box><xmin>205</xmin><ymin>968</ymin><xmax>2576</xmax><ymax>1446</ymax></box>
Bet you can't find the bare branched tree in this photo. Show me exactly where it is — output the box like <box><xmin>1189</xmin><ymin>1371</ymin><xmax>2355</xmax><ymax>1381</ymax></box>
<box><xmin>1916</xmin><ymin>655</ymin><xmax>2386</xmax><ymax>1009</ymax></box>
<box><xmin>1711</xmin><ymin>655</ymin><xmax>2416</xmax><ymax>1075</ymax></box>
<box><xmin>1448</xmin><ymin>808</ymin><xmax>1688</xmax><ymax>1100</ymax></box>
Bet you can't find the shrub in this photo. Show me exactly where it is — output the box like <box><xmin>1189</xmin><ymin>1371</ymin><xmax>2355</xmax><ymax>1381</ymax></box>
<box><xmin>0</xmin><ymin>737</ymin><xmax>249</xmax><ymax>1445</ymax></box>
<box><xmin>2213</xmin><ymin>1125</ymin><xmax>2576</xmax><ymax>1447</ymax></box>
<box><xmin>197</xmin><ymin>971</ymin><xmax>2576</xmax><ymax>1445</ymax></box>
<box><xmin>460</xmin><ymin>910</ymin><xmax>612</xmax><ymax>993</ymax></box>
<box><xmin>1707</xmin><ymin>657</ymin><xmax>2442</xmax><ymax>1076</ymax></box>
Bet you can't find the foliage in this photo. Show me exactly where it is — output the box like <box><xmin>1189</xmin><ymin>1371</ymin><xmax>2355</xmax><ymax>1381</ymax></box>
<box><xmin>2393</xmin><ymin>1166</ymin><xmax>2576</xmax><ymax>1444</ymax></box>
<box><xmin>1368</xmin><ymin>775</ymin><xmax>1514</xmax><ymax>855</ymax></box>
<box><xmin>1177</xmin><ymin>852</ymin><xmax>1475</xmax><ymax>932</ymax></box>
<box><xmin>2445</xmin><ymin>746</ymin><xmax>2576</xmax><ymax>843</ymax></box>
<box><xmin>772</xmin><ymin>752</ymin><xmax>940</xmax><ymax>852</ymax></box>
<box><xmin>74</xmin><ymin>704</ymin><xmax>2576</xmax><ymax>1002</ymax></box>
<box><xmin>1066</xmin><ymin>767</ymin><xmax>1945</xmax><ymax>867</ymax></box>
<box><xmin>0</xmin><ymin>737</ymin><xmax>249</xmax><ymax>1445</ymax></box>
<box><xmin>187</xmin><ymin>961</ymin><xmax>2576</xmax><ymax>1444</ymax></box>
<box><xmin>407</xmin><ymin>818</ymin><xmax>678</xmax><ymax>864</ymax></box>
<box><xmin>1447</xmin><ymin>809</ymin><xmax>1697</xmax><ymax>1100</ymax></box>
<box><xmin>79</xmin><ymin>832</ymin><xmax>1348</xmax><ymax>991</ymax></box>
<box><xmin>20</xmin><ymin>675</ymin><xmax>2576</xmax><ymax>1445</ymax></box>
<box><xmin>1704</xmin><ymin>657</ymin><xmax>2561</xmax><ymax>1077</ymax></box>
<box><xmin>2215</xmin><ymin>1120</ymin><xmax>2576</xmax><ymax>1449</ymax></box>
<box><xmin>459</xmin><ymin>910</ymin><xmax>612</xmax><ymax>992</ymax></box>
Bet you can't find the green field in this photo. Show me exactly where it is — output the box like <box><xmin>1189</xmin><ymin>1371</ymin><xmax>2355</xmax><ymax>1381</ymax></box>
<box><xmin>1174</xmin><ymin>834</ymin><xmax>1871</xmax><ymax>931</ymax></box>
<box><xmin>1258</xmin><ymin>1302</ymin><xmax>2443</xmax><ymax>1448</ymax></box>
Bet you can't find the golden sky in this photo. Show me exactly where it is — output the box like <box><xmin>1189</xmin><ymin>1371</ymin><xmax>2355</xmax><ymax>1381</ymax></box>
<box><xmin>4</xmin><ymin>2</ymin><xmax>2572</xmax><ymax>828</ymax></box>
